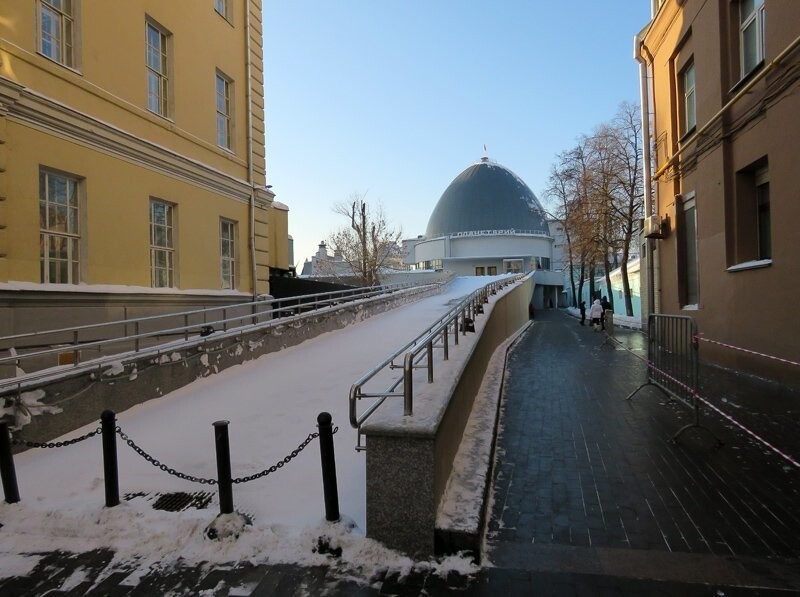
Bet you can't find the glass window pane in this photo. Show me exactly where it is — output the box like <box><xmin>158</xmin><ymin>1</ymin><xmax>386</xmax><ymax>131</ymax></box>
<box><xmin>740</xmin><ymin>0</ymin><xmax>755</xmax><ymax>22</ymax></box>
<box><xmin>686</xmin><ymin>90</ymin><xmax>696</xmax><ymax>130</ymax></box>
<box><xmin>742</xmin><ymin>21</ymin><xmax>759</xmax><ymax>73</ymax></box>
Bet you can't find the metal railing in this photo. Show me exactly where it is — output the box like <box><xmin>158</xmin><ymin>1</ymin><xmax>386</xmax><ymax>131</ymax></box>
<box><xmin>348</xmin><ymin>273</ymin><xmax>529</xmax><ymax>451</ymax></box>
<box><xmin>626</xmin><ymin>313</ymin><xmax>720</xmax><ymax>443</ymax></box>
<box><xmin>0</xmin><ymin>282</ymin><xmax>434</xmax><ymax>393</ymax></box>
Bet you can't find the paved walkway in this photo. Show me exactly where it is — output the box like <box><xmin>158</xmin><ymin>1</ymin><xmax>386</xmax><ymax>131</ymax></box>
<box><xmin>2</xmin><ymin>309</ymin><xmax>799</xmax><ymax>595</ymax></box>
<box><xmin>486</xmin><ymin>309</ymin><xmax>800</xmax><ymax>592</ymax></box>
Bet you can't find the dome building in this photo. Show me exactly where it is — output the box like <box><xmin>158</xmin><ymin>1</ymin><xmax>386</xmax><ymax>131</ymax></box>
<box><xmin>404</xmin><ymin>157</ymin><xmax>565</xmax><ymax>307</ymax></box>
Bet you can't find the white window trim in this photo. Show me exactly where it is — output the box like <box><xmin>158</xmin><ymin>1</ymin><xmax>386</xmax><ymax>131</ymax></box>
<box><xmin>39</xmin><ymin>168</ymin><xmax>82</xmax><ymax>284</ymax></box>
<box><xmin>726</xmin><ymin>259</ymin><xmax>772</xmax><ymax>272</ymax></box>
<box><xmin>683</xmin><ymin>62</ymin><xmax>696</xmax><ymax>135</ymax></box>
<box><xmin>150</xmin><ymin>199</ymin><xmax>176</xmax><ymax>288</ymax></box>
<box><xmin>37</xmin><ymin>0</ymin><xmax>77</xmax><ymax>68</ymax></box>
<box><xmin>739</xmin><ymin>0</ymin><xmax>765</xmax><ymax>78</ymax></box>
<box><xmin>220</xmin><ymin>218</ymin><xmax>237</xmax><ymax>289</ymax></box>
<box><xmin>145</xmin><ymin>19</ymin><xmax>170</xmax><ymax>118</ymax></box>
<box><xmin>215</xmin><ymin>71</ymin><xmax>233</xmax><ymax>150</ymax></box>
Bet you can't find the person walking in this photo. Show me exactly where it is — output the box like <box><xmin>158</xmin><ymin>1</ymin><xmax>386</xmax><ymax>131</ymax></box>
<box><xmin>579</xmin><ymin>300</ymin><xmax>586</xmax><ymax>326</ymax></box>
<box><xmin>589</xmin><ymin>299</ymin><xmax>603</xmax><ymax>331</ymax></box>
<box><xmin>600</xmin><ymin>296</ymin><xmax>612</xmax><ymax>331</ymax></box>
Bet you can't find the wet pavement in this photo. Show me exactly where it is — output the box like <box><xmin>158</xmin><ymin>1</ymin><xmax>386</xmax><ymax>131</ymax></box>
<box><xmin>2</xmin><ymin>309</ymin><xmax>799</xmax><ymax>595</ymax></box>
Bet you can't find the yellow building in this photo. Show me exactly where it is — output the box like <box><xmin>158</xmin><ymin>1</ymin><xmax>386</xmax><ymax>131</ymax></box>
<box><xmin>0</xmin><ymin>0</ymin><xmax>283</xmax><ymax>334</ymax></box>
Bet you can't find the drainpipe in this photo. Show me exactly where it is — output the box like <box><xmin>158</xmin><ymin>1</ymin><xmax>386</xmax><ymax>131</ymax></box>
<box><xmin>245</xmin><ymin>3</ymin><xmax>257</xmax><ymax>300</ymax></box>
<box><xmin>635</xmin><ymin>33</ymin><xmax>657</xmax><ymax>318</ymax></box>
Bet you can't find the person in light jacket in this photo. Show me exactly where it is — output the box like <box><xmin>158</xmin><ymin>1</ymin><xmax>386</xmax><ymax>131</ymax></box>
<box><xmin>589</xmin><ymin>299</ymin><xmax>603</xmax><ymax>330</ymax></box>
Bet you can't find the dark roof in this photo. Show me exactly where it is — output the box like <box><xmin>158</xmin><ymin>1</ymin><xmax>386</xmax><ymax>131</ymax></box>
<box><xmin>425</xmin><ymin>159</ymin><xmax>548</xmax><ymax>238</ymax></box>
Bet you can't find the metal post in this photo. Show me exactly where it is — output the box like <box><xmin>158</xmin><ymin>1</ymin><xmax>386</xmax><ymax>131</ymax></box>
<box><xmin>135</xmin><ymin>321</ymin><xmax>140</xmax><ymax>353</ymax></box>
<box><xmin>101</xmin><ymin>410</ymin><xmax>120</xmax><ymax>507</ymax></box>
<box><xmin>213</xmin><ymin>420</ymin><xmax>234</xmax><ymax>514</ymax></box>
<box><xmin>0</xmin><ymin>422</ymin><xmax>20</xmax><ymax>504</ymax></box>
<box><xmin>72</xmin><ymin>330</ymin><xmax>79</xmax><ymax>365</ymax></box>
<box><xmin>184</xmin><ymin>314</ymin><xmax>189</xmax><ymax>341</ymax></box>
<box><xmin>453</xmin><ymin>315</ymin><xmax>459</xmax><ymax>345</ymax></box>
<box><xmin>223</xmin><ymin>308</ymin><xmax>228</xmax><ymax>332</ymax></box>
<box><xmin>442</xmin><ymin>325</ymin><xmax>449</xmax><ymax>360</ymax></box>
<box><xmin>462</xmin><ymin>309</ymin><xmax>467</xmax><ymax>336</ymax></box>
<box><xmin>316</xmin><ymin>412</ymin><xmax>340</xmax><ymax>522</ymax></box>
<box><xmin>427</xmin><ymin>340</ymin><xmax>434</xmax><ymax>383</ymax></box>
<box><xmin>403</xmin><ymin>352</ymin><xmax>414</xmax><ymax>415</ymax></box>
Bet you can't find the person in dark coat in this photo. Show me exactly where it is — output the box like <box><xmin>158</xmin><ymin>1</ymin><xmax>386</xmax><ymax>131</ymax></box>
<box><xmin>600</xmin><ymin>296</ymin><xmax>612</xmax><ymax>330</ymax></box>
<box><xmin>579</xmin><ymin>300</ymin><xmax>586</xmax><ymax>325</ymax></box>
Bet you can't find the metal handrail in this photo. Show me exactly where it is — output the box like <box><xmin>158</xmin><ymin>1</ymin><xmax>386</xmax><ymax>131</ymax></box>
<box><xmin>0</xmin><ymin>282</ymin><xmax>436</xmax><ymax>387</ymax></box>
<box><xmin>348</xmin><ymin>273</ymin><xmax>529</xmax><ymax>450</ymax></box>
<box><xmin>0</xmin><ymin>283</ymin><xmax>414</xmax><ymax>347</ymax></box>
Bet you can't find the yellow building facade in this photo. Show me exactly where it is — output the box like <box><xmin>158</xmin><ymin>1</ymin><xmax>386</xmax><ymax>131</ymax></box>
<box><xmin>0</xmin><ymin>0</ymin><xmax>280</xmax><ymax>333</ymax></box>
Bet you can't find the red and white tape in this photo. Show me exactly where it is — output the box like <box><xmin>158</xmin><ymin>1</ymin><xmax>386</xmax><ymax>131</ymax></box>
<box><xmin>694</xmin><ymin>334</ymin><xmax>800</xmax><ymax>368</ymax></box>
<box><xmin>614</xmin><ymin>336</ymin><xmax>800</xmax><ymax>470</ymax></box>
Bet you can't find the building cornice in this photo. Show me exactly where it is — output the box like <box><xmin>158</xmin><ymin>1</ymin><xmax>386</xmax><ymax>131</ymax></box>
<box><xmin>0</xmin><ymin>76</ymin><xmax>271</xmax><ymax>206</ymax></box>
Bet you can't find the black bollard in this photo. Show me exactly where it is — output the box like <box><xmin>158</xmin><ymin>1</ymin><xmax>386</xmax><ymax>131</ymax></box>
<box><xmin>101</xmin><ymin>410</ymin><xmax>120</xmax><ymax>507</ymax></box>
<box><xmin>0</xmin><ymin>422</ymin><xmax>20</xmax><ymax>504</ymax></box>
<box><xmin>317</xmin><ymin>412</ymin><xmax>340</xmax><ymax>522</ymax></box>
<box><xmin>214</xmin><ymin>420</ymin><xmax>234</xmax><ymax>515</ymax></box>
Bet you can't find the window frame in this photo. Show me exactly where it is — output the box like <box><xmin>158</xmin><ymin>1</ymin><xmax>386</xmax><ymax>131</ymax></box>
<box><xmin>739</xmin><ymin>0</ymin><xmax>765</xmax><ymax>79</ymax></box>
<box><xmin>755</xmin><ymin>167</ymin><xmax>770</xmax><ymax>261</ymax></box>
<box><xmin>220</xmin><ymin>218</ymin><xmax>237</xmax><ymax>289</ymax></box>
<box><xmin>39</xmin><ymin>167</ymin><xmax>82</xmax><ymax>284</ymax></box>
<box><xmin>215</xmin><ymin>71</ymin><xmax>233</xmax><ymax>150</ymax></box>
<box><xmin>214</xmin><ymin>0</ymin><xmax>233</xmax><ymax>22</ymax></box>
<box><xmin>37</xmin><ymin>0</ymin><xmax>76</xmax><ymax>68</ymax></box>
<box><xmin>729</xmin><ymin>157</ymin><xmax>771</xmax><ymax>270</ymax></box>
<box><xmin>149</xmin><ymin>198</ymin><xmax>176</xmax><ymax>288</ymax></box>
<box><xmin>677</xmin><ymin>192</ymin><xmax>700</xmax><ymax>307</ymax></box>
<box><xmin>145</xmin><ymin>19</ymin><xmax>171</xmax><ymax>118</ymax></box>
<box><xmin>681</xmin><ymin>60</ymin><xmax>696</xmax><ymax>137</ymax></box>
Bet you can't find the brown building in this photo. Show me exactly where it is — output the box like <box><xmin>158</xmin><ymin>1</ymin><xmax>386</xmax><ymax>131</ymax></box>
<box><xmin>635</xmin><ymin>0</ymin><xmax>800</xmax><ymax>385</ymax></box>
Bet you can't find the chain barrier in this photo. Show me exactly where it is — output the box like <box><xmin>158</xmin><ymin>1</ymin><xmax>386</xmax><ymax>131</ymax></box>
<box><xmin>11</xmin><ymin>427</ymin><xmax>101</xmax><ymax>449</ymax></box>
<box><xmin>115</xmin><ymin>426</ymin><xmax>217</xmax><ymax>486</ymax></box>
<box><xmin>113</xmin><ymin>425</ymin><xmax>338</xmax><ymax>486</ymax></box>
<box><xmin>232</xmin><ymin>426</ymin><xmax>338</xmax><ymax>484</ymax></box>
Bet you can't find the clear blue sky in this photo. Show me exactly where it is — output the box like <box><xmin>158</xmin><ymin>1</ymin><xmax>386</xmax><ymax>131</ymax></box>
<box><xmin>263</xmin><ymin>2</ymin><xmax>652</xmax><ymax>267</ymax></box>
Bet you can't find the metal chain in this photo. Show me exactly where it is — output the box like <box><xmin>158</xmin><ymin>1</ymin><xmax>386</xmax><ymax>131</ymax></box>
<box><xmin>116</xmin><ymin>427</ymin><xmax>217</xmax><ymax>486</ymax></box>
<box><xmin>232</xmin><ymin>426</ymin><xmax>338</xmax><ymax>484</ymax></box>
<box><xmin>11</xmin><ymin>427</ymin><xmax>101</xmax><ymax>449</ymax></box>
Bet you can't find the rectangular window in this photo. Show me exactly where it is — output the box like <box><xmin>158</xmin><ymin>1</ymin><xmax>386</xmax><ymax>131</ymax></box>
<box><xmin>39</xmin><ymin>0</ymin><xmax>75</xmax><ymax>67</ymax></box>
<box><xmin>730</xmin><ymin>158</ymin><xmax>771</xmax><ymax>268</ymax></box>
<box><xmin>39</xmin><ymin>169</ymin><xmax>80</xmax><ymax>284</ymax></box>
<box><xmin>220</xmin><ymin>218</ymin><xmax>236</xmax><ymax>289</ymax></box>
<box><xmin>755</xmin><ymin>168</ymin><xmax>770</xmax><ymax>260</ymax></box>
<box><xmin>487</xmin><ymin>266</ymin><xmax>497</xmax><ymax>275</ymax></box>
<box><xmin>678</xmin><ymin>193</ymin><xmax>699</xmax><ymax>306</ymax></box>
<box><xmin>740</xmin><ymin>0</ymin><xmax>765</xmax><ymax>78</ymax></box>
<box><xmin>216</xmin><ymin>72</ymin><xmax>232</xmax><ymax>149</ymax></box>
<box><xmin>150</xmin><ymin>199</ymin><xmax>175</xmax><ymax>287</ymax></box>
<box><xmin>682</xmin><ymin>61</ymin><xmax>696</xmax><ymax>135</ymax></box>
<box><xmin>475</xmin><ymin>266</ymin><xmax>485</xmax><ymax>276</ymax></box>
<box><xmin>215</xmin><ymin>0</ymin><xmax>230</xmax><ymax>20</ymax></box>
<box><xmin>146</xmin><ymin>21</ymin><xmax>169</xmax><ymax>116</ymax></box>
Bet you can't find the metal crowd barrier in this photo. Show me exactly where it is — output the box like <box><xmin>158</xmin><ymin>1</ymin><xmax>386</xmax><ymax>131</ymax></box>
<box><xmin>626</xmin><ymin>313</ymin><xmax>721</xmax><ymax>444</ymax></box>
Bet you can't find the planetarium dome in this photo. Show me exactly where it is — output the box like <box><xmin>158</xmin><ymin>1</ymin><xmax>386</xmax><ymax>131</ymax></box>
<box><xmin>425</xmin><ymin>158</ymin><xmax>548</xmax><ymax>238</ymax></box>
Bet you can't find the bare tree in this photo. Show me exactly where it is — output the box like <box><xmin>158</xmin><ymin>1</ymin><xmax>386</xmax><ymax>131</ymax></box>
<box><xmin>329</xmin><ymin>192</ymin><xmax>402</xmax><ymax>286</ymax></box>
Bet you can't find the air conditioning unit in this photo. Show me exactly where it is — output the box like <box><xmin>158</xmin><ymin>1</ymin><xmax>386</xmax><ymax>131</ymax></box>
<box><xmin>643</xmin><ymin>214</ymin><xmax>664</xmax><ymax>239</ymax></box>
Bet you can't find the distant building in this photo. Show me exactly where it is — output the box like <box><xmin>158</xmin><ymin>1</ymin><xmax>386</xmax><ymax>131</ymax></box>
<box><xmin>404</xmin><ymin>157</ymin><xmax>564</xmax><ymax>308</ymax></box>
<box><xmin>0</xmin><ymin>1</ymin><xmax>285</xmax><ymax>335</ymax></box>
<box><xmin>636</xmin><ymin>0</ymin><xmax>800</xmax><ymax>382</ymax></box>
